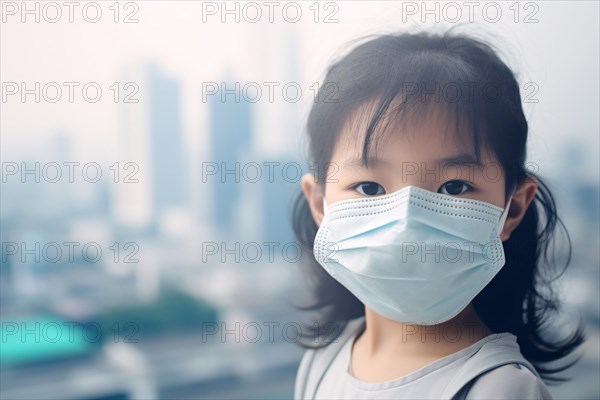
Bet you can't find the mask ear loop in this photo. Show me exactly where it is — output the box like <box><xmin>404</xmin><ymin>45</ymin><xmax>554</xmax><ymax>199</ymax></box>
<box><xmin>322</xmin><ymin>197</ymin><xmax>328</xmax><ymax>216</ymax></box>
<box><xmin>496</xmin><ymin>186</ymin><xmax>517</xmax><ymax>235</ymax></box>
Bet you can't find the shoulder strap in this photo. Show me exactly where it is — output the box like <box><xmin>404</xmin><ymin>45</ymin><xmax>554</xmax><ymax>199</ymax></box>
<box><xmin>442</xmin><ymin>335</ymin><xmax>541</xmax><ymax>400</ymax></box>
<box><xmin>302</xmin><ymin>318</ymin><xmax>365</xmax><ymax>400</ymax></box>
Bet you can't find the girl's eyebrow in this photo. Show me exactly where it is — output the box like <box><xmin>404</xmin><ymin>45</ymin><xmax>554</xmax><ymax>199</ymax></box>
<box><xmin>435</xmin><ymin>154</ymin><xmax>484</xmax><ymax>169</ymax></box>
<box><xmin>343</xmin><ymin>156</ymin><xmax>390</xmax><ymax>168</ymax></box>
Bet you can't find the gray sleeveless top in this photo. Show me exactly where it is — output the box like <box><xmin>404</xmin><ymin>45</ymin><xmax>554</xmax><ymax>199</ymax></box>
<box><xmin>294</xmin><ymin>316</ymin><xmax>553</xmax><ymax>400</ymax></box>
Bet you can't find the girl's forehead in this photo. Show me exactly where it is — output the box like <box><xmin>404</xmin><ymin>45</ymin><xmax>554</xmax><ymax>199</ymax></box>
<box><xmin>333</xmin><ymin>100</ymin><xmax>487</xmax><ymax>165</ymax></box>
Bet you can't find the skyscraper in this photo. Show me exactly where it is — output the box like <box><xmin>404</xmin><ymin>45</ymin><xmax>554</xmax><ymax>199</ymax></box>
<box><xmin>207</xmin><ymin>77</ymin><xmax>253</xmax><ymax>235</ymax></box>
<box><xmin>148</xmin><ymin>63</ymin><xmax>187</xmax><ymax>216</ymax></box>
<box><xmin>115</xmin><ymin>62</ymin><xmax>188</xmax><ymax>232</ymax></box>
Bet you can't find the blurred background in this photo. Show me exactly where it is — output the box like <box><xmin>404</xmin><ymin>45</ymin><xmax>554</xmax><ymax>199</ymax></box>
<box><xmin>1</xmin><ymin>1</ymin><xmax>598</xmax><ymax>399</ymax></box>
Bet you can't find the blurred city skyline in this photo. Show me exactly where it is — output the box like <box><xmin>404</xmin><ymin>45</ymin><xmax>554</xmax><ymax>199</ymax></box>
<box><xmin>1</xmin><ymin>1</ymin><xmax>599</xmax><ymax>399</ymax></box>
<box><xmin>2</xmin><ymin>1</ymin><xmax>599</xmax><ymax>181</ymax></box>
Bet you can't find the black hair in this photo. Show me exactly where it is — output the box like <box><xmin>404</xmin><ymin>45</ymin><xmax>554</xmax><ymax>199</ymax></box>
<box><xmin>290</xmin><ymin>27</ymin><xmax>586</xmax><ymax>385</ymax></box>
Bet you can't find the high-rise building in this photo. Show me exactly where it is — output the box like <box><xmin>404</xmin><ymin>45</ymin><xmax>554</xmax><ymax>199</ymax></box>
<box><xmin>207</xmin><ymin>78</ymin><xmax>253</xmax><ymax>235</ymax></box>
<box><xmin>148</xmin><ymin>63</ymin><xmax>187</xmax><ymax>215</ymax></box>
<box><xmin>115</xmin><ymin>62</ymin><xmax>188</xmax><ymax>232</ymax></box>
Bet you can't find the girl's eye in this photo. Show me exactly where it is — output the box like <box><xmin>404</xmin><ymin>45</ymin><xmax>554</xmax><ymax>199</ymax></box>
<box><xmin>438</xmin><ymin>180</ymin><xmax>473</xmax><ymax>196</ymax></box>
<box><xmin>354</xmin><ymin>182</ymin><xmax>386</xmax><ymax>196</ymax></box>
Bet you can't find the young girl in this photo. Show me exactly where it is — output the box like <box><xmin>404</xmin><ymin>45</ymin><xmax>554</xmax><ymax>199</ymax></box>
<box><xmin>291</xmin><ymin>29</ymin><xmax>586</xmax><ymax>399</ymax></box>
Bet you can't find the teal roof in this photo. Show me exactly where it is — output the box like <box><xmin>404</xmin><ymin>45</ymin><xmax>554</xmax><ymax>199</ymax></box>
<box><xmin>1</xmin><ymin>314</ymin><xmax>92</xmax><ymax>365</ymax></box>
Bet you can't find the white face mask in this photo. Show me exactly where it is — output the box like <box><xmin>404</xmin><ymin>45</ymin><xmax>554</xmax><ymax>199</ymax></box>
<box><xmin>315</xmin><ymin>185</ymin><xmax>513</xmax><ymax>325</ymax></box>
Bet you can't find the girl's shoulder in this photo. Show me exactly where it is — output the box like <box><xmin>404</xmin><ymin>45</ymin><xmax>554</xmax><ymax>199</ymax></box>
<box><xmin>464</xmin><ymin>363</ymin><xmax>554</xmax><ymax>400</ymax></box>
<box><xmin>447</xmin><ymin>333</ymin><xmax>553</xmax><ymax>400</ymax></box>
<box><xmin>294</xmin><ymin>317</ymin><xmax>365</xmax><ymax>400</ymax></box>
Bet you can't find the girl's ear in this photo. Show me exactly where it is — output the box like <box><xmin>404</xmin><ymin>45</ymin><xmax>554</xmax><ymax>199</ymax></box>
<box><xmin>500</xmin><ymin>176</ymin><xmax>539</xmax><ymax>241</ymax></box>
<box><xmin>301</xmin><ymin>173</ymin><xmax>325</xmax><ymax>227</ymax></box>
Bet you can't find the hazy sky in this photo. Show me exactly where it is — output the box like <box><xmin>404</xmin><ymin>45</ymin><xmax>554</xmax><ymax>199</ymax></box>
<box><xmin>2</xmin><ymin>1</ymin><xmax>598</xmax><ymax>179</ymax></box>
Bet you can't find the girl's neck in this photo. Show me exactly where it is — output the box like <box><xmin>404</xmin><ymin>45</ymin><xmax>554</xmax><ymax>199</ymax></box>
<box><xmin>357</xmin><ymin>304</ymin><xmax>493</xmax><ymax>358</ymax></box>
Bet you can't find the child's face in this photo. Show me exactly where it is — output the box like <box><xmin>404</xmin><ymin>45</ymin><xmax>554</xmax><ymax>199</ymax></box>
<box><xmin>301</xmin><ymin>102</ymin><xmax>539</xmax><ymax>243</ymax></box>
<box><xmin>324</xmin><ymin>106</ymin><xmax>507</xmax><ymax>211</ymax></box>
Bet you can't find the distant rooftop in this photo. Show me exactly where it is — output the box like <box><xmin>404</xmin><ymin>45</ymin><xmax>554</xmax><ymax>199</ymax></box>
<box><xmin>1</xmin><ymin>314</ymin><xmax>93</xmax><ymax>366</ymax></box>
